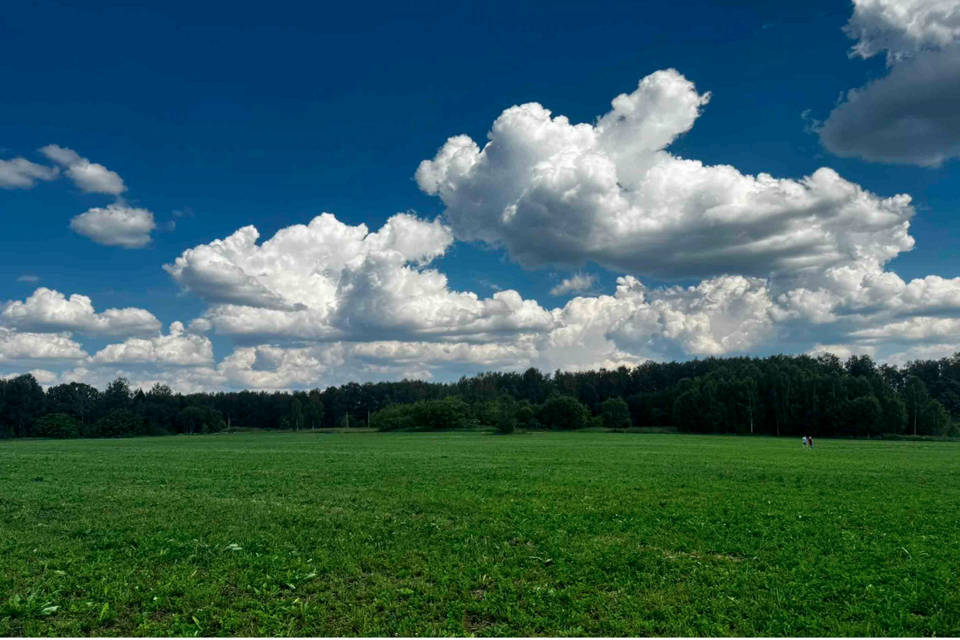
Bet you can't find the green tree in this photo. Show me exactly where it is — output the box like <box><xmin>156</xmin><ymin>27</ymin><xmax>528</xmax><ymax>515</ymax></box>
<box><xmin>538</xmin><ymin>394</ymin><xmax>590</xmax><ymax>431</ymax></box>
<box><xmin>290</xmin><ymin>398</ymin><xmax>304</xmax><ymax>431</ymax></box>
<box><xmin>601</xmin><ymin>397</ymin><xmax>631</xmax><ymax>430</ymax></box>
<box><xmin>33</xmin><ymin>413</ymin><xmax>79</xmax><ymax>439</ymax></box>
<box><xmin>92</xmin><ymin>410</ymin><xmax>144</xmax><ymax>438</ymax></box>
<box><xmin>495</xmin><ymin>396</ymin><xmax>517</xmax><ymax>434</ymax></box>
<box><xmin>673</xmin><ymin>389</ymin><xmax>702</xmax><ymax>432</ymax></box>
<box><xmin>904</xmin><ymin>376</ymin><xmax>930</xmax><ymax>436</ymax></box>
<box><xmin>305</xmin><ymin>390</ymin><xmax>324</xmax><ymax>429</ymax></box>
<box><xmin>0</xmin><ymin>374</ymin><xmax>46</xmax><ymax>438</ymax></box>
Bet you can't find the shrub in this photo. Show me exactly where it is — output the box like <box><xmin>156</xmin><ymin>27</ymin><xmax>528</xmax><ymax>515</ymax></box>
<box><xmin>601</xmin><ymin>397</ymin><xmax>632</xmax><ymax>430</ymax></box>
<box><xmin>33</xmin><ymin>413</ymin><xmax>79</xmax><ymax>439</ymax></box>
<box><xmin>538</xmin><ymin>394</ymin><xmax>590</xmax><ymax>431</ymax></box>
<box><xmin>516</xmin><ymin>404</ymin><xmax>538</xmax><ymax>429</ymax></box>
<box><xmin>371</xmin><ymin>397</ymin><xmax>472</xmax><ymax>431</ymax></box>
<box><xmin>179</xmin><ymin>406</ymin><xmax>227</xmax><ymax>434</ymax></box>
<box><xmin>91</xmin><ymin>410</ymin><xmax>145</xmax><ymax>438</ymax></box>
<box><xmin>370</xmin><ymin>404</ymin><xmax>417</xmax><ymax>431</ymax></box>
<box><xmin>495</xmin><ymin>397</ymin><xmax>517</xmax><ymax>435</ymax></box>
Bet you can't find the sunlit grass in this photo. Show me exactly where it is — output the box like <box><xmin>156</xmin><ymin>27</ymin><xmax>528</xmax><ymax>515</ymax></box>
<box><xmin>1</xmin><ymin>432</ymin><xmax>958</xmax><ymax>636</ymax></box>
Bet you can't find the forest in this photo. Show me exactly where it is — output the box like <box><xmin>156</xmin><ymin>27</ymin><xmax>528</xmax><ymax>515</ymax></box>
<box><xmin>2</xmin><ymin>352</ymin><xmax>959</xmax><ymax>439</ymax></box>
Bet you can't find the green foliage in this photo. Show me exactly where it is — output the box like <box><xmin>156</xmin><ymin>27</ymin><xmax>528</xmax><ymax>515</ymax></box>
<box><xmin>601</xmin><ymin>396</ymin><xmax>632</xmax><ymax>430</ymax></box>
<box><xmin>91</xmin><ymin>410</ymin><xmax>145</xmax><ymax>438</ymax></box>
<box><xmin>10</xmin><ymin>351</ymin><xmax>960</xmax><ymax>441</ymax></box>
<box><xmin>538</xmin><ymin>394</ymin><xmax>590</xmax><ymax>430</ymax></box>
<box><xmin>495</xmin><ymin>396</ymin><xmax>517</xmax><ymax>434</ymax></box>
<box><xmin>3</xmin><ymin>433</ymin><xmax>960</xmax><ymax>636</ymax></box>
<box><xmin>371</xmin><ymin>397</ymin><xmax>472</xmax><ymax>431</ymax></box>
<box><xmin>179</xmin><ymin>406</ymin><xmax>226</xmax><ymax>434</ymax></box>
<box><xmin>32</xmin><ymin>413</ymin><xmax>79</xmax><ymax>439</ymax></box>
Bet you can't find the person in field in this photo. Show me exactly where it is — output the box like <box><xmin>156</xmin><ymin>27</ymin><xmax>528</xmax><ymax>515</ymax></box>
<box><xmin>802</xmin><ymin>436</ymin><xmax>808</xmax><ymax>448</ymax></box>
<box><xmin>808</xmin><ymin>436</ymin><xmax>814</xmax><ymax>450</ymax></box>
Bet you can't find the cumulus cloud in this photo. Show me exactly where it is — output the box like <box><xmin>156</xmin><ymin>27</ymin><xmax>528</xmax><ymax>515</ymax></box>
<box><xmin>418</xmin><ymin>69</ymin><xmax>914</xmax><ymax>281</ymax></box>
<box><xmin>0</xmin><ymin>157</ymin><xmax>58</xmax><ymax>189</ymax></box>
<box><xmin>844</xmin><ymin>0</ymin><xmax>960</xmax><ymax>61</ymax></box>
<box><xmin>164</xmin><ymin>213</ymin><xmax>555</xmax><ymax>343</ymax></box>
<box><xmin>550</xmin><ymin>273</ymin><xmax>598</xmax><ymax>296</ymax></box>
<box><xmin>70</xmin><ymin>204</ymin><xmax>157</xmax><ymax>248</ymax></box>
<box><xmin>89</xmin><ymin>322</ymin><xmax>213</xmax><ymax>366</ymax></box>
<box><xmin>0</xmin><ymin>327</ymin><xmax>87</xmax><ymax>363</ymax></box>
<box><xmin>11</xmin><ymin>69</ymin><xmax>960</xmax><ymax>391</ymax></box>
<box><xmin>39</xmin><ymin>144</ymin><xmax>127</xmax><ymax>195</ymax></box>
<box><xmin>1</xmin><ymin>288</ymin><xmax>161</xmax><ymax>337</ymax></box>
<box><xmin>819</xmin><ymin>0</ymin><xmax>960</xmax><ymax>166</ymax></box>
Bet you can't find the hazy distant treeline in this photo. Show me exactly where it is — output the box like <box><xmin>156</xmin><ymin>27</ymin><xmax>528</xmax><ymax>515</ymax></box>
<box><xmin>2</xmin><ymin>352</ymin><xmax>960</xmax><ymax>439</ymax></box>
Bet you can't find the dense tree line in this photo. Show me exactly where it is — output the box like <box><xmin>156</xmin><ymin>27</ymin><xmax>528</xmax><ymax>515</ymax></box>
<box><xmin>3</xmin><ymin>352</ymin><xmax>960</xmax><ymax>439</ymax></box>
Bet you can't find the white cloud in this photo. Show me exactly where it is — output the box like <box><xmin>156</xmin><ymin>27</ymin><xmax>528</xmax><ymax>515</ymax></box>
<box><xmin>0</xmin><ymin>157</ymin><xmax>59</xmax><ymax>189</ymax></box>
<box><xmin>1</xmin><ymin>288</ymin><xmax>161</xmax><ymax>337</ymax></box>
<box><xmin>70</xmin><ymin>204</ymin><xmax>156</xmax><ymax>248</ymax></box>
<box><xmin>845</xmin><ymin>0</ymin><xmax>960</xmax><ymax>61</ymax></box>
<box><xmin>90</xmin><ymin>322</ymin><xmax>213</xmax><ymax>366</ymax></box>
<box><xmin>39</xmin><ymin>144</ymin><xmax>127</xmax><ymax>195</ymax></box>
<box><xmin>165</xmin><ymin>213</ymin><xmax>555</xmax><ymax>343</ymax></box>
<box><xmin>0</xmin><ymin>369</ymin><xmax>60</xmax><ymax>386</ymax></box>
<box><xmin>0</xmin><ymin>327</ymin><xmax>87</xmax><ymax>363</ymax></box>
<box><xmin>17</xmin><ymin>275</ymin><xmax>40</xmax><ymax>283</ymax></box>
<box><xmin>819</xmin><ymin>0</ymin><xmax>960</xmax><ymax>166</ymax></box>
<box><xmin>418</xmin><ymin>69</ymin><xmax>915</xmax><ymax>281</ymax></box>
<box><xmin>550</xmin><ymin>273</ymin><xmax>598</xmax><ymax>296</ymax></box>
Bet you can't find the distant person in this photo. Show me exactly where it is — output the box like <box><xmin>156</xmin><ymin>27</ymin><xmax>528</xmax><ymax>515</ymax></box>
<box><xmin>802</xmin><ymin>436</ymin><xmax>808</xmax><ymax>448</ymax></box>
<box><xmin>808</xmin><ymin>436</ymin><xmax>814</xmax><ymax>450</ymax></box>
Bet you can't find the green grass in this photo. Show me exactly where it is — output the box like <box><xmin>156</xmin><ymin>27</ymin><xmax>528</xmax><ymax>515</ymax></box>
<box><xmin>1</xmin><ymin>432</ymin><xmax>959</xmax><ymax>637</ymax></box>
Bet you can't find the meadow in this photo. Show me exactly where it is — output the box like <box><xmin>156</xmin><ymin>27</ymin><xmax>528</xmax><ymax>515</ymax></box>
<box><xmin>1</xmin><ymin>431</ymin><xmax>959</xmax><ymax>637</ymax></box>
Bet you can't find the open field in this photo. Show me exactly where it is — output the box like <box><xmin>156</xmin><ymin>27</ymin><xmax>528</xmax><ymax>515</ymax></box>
<box><xmin>2</xmin><ymin>432</ymin><xmax>959</xmax><ymax>637</ymax></box>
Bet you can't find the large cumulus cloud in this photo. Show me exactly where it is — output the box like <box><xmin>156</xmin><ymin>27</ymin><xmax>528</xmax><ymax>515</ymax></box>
<box><xmin>418</xmin><ymin>69</ymin><xmax>914</xmax><ymax>281</ymax></box>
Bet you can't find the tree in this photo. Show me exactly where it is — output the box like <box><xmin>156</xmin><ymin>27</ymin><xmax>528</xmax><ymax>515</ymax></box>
<box><xmin>841</xmin><ymin>396</ymin><xmax>882</xmax><ymax>438</ymax></box>
<box><xmin>1</xmin><ymin>374</ymin><xmax>46</xmax><ymax>438</ymax></box>
<box><xmin>495</xmin><ymin>396</ymin><xmax>517</xmax><ymax>434</ymax></box>
<box><xmin>92</xmin><ymin>410</ymin><xmax>144</xmax><ymax>438</ymax></box>
<box><xmin>601</xmin><ymin>397</ymin><xmax>631</xmax><ymax>430</ymax></box>
<box><xmin>33</xmin><ymin>413</ymin><xmax>79</xmax><ymax>439</ymax></box>
<box><xmin>179</xmin><ymin>406</ymin><xmax>226</xmax><ymax>434</ymax></box>
<box><xmin>538</xmin><ymin>394</ymin><xmax>590</xmax><ymax>431</ymax></box>
<box><xmin>904</xmin><ymin>376</ymin><xmax>930</xmax><ymax>436</ymax></box>
<box><xmin>99</xmin><ymin>377</ymin><xmax>132</xmax><ymax>415</ymax></box>
<box><xmin>880</xmin><ymin>394</ymin><xmax>907</xmax><ymax>435</ymax></box>
<box><xmin>305</xmin><ymin>390</ymin><xmax>324</xmax><ymax>429</ymax></box>
<box><xmin>290</xmin><ymin>398</ymin><xmax>304</xmax><ymax>431</ymax></box>
<box><xmin>673</xmin><ymin>389</ymin><xmax>701</xmax><ymax>432</ymax></box>
<box><xmin>47</xmin><ymin>382</ymin><xmax>99</xmax><ymax>425</ymax></box>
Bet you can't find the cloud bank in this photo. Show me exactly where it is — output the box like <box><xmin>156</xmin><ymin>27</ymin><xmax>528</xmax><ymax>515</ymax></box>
<box><xmin>4</xmin><ymin>64</ymin><xmax>960</xmax><ymax>392</ymax></box>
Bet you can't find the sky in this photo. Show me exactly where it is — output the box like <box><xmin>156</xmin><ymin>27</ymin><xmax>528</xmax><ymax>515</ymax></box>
<box><xmin>2</xmin><ymin>0</ymin><xmax>960</xmax><ymax>392</ymax></box>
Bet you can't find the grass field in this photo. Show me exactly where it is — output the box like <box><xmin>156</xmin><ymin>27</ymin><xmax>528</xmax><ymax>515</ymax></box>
<box><xmin>2</xmin><ymin>432</ymin><xmax>959</xmax><ymax>637</ymax></box>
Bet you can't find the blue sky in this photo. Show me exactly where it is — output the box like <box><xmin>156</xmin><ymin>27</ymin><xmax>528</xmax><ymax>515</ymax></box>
<box><xmin>2</xmin><ymin>0</ymin><xmax>960</xmax><ymax>391</ymax></box>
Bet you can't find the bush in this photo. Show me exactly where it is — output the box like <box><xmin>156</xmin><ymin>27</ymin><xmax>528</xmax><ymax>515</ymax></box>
<box><xmin>495</xmin><ymin>397</ymin><xmax>517</xmax><ymax>435</ymax></box>
<box><xmin>538</xmin><ymin>394</ymin><xmax>590</xmax><ymax>431</ymax></box>
<box><xmin>516</xmin><ymin>404</ymin><xmax>538</xmax><ymax>429</ymax></box>
<box><xmin>33</xmin><ymin>413</ymin><xmax>79</xmax><ymax>439</ymax></box>
<box><xmin>371</xmin><ymin>397</ymin><xmax>472</xmax><ymax>431</ymax></box>
<box><xmin>601</xmin><ymin>397</ymin><xmax>632</xmax><ymax>430</ymax></box>
<box><xmin>179</xmin><ymin>406</ymin><xmax>227</xmax><ymax>434</ymax></box>
<box><xmin>91</xmin><ymin>410</ymin><xmax>145</xmax><ymax>438</ymax></box>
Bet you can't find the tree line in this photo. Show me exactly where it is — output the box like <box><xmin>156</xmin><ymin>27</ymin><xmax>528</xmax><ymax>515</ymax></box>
<box><xmin>2</xmin><ymin>352</ymin><xmax>960</xmax><ymax>439</ymax></box>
